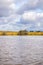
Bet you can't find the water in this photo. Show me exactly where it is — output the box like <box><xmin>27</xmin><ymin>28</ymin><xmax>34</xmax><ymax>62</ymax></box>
<box><xmin>0</xmin><ymin>36</ymin><xmax>43</xmax><ymax>65</ymax></box>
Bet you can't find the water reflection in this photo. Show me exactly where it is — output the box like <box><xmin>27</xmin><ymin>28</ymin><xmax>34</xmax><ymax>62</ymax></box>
<box><xmin>0</xmin><ymin>36</ymin><xmax>43</xmax><ymax>65</ymax></box>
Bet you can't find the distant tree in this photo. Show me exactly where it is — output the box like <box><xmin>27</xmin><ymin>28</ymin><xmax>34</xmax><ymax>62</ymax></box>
<box><xmin>18</xmin><ymin>30</ymin><xmax>28</xmax><ymax>35</ymax></box>
<box><xmin>36</xmin><ymin>31</ymin><xmax>41</xmax><ymax>32</ymax></box>
<box><xmin>2</xmin><ymin>32</ymin><xmax>5</xmax><ymax>35</ymax></box>
<box><xmin>30</xmin><ymin>31</ymin><xmax>33</xmax><ymax>32</ymax></box>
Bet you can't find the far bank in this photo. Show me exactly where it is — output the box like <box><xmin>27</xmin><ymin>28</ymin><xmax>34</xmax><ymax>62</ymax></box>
<box><xmin>0</xmin><ymin>31</ymin><xmax>43</xmax><ymax>36</ymax></box>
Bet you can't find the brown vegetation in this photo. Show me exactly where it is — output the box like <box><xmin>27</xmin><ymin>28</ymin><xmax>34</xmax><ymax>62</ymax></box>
<box><xmin>17</xmin><ymin>30</ymin><xmax>28</xmax><ymax>35</ymax></box>
<box><xmin>0</xmin><ymin>31</ymin><xmax>43</xmax><ymax>36</ymax></box>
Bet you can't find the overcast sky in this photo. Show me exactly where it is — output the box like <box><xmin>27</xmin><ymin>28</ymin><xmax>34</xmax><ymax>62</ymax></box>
<box><xmin>0</xmin><ymin>0</ymin><xmax>43</xmax><ymax>31</ymax></box>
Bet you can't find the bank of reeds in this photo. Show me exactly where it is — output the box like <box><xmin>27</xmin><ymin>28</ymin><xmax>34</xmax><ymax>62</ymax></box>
<box><xmin>0</xmin><ymin>31</ymin><xmax>43</xmax><ymax>36</ymax></box>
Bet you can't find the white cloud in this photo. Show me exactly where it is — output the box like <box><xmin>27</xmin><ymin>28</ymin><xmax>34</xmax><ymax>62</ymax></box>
<box><xmin>0</xmin><ymin>14</ymin><xmax>21</xmax><ymax>26</ymax></box>
<box><xmin>37</xmin><ymin>22</ymin><xmax>41</xmax><ymax>27</ymax></box>
<box><xmin>22</xmin><ymin>11</ymin><xmax>36</xmax><ymax>21</ymax></box>
<box><xmin>22</xmin><ymin>11</ymin><xmax>43</xmax><ymax>21</ymax></box>
<box><xmin>0</xmin><ymin>24</ymin><xmax>20</xmax><ymax>31</ymax></box>
<box><xmin>9</xmin><ymin>3</ymin><xmax>16</xmax><ymax>10</ymax></box>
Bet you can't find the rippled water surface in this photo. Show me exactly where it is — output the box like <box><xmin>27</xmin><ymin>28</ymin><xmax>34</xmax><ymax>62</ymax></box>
<box><xmin>0</xmin><ymin>36</ymin><xmax>43</xmax><ymax>65</ymax></box>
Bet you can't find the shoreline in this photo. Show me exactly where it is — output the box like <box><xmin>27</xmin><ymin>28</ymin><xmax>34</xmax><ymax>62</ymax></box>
<box><xmin>0</xmin><ymin>31</ymin><xmax>43</xmax><ymax>36</ymax></box>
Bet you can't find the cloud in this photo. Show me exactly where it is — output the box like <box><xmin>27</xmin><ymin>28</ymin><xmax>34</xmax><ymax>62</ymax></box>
<box><xmin>0</xmin><ymin>0</ymin><xmax>16</xmax><ymax>17</ymax></box>
<box><xmin>0</xmin><ymin>14</ymin><xmax>21</xmax><ymax>26</ymax></box>
<box><xmin>0</xmin><ymin>0</ymin><xmax>21</xmax><ymax>29</ymax></box>
<box><xmin>22</xmin><ymin>11</ymin><xmax>43</xmax><ymax>21</ymax></box>
<box><xmin>0</xmin><ymin>24</ymin><xmax>20</xmax><ymax>31</ymax></box>
<box><xmin>0</xmin><ymin>0</ymin><xmax>43</xmax><ymax>31</ymax></box>
<box><xmin>17</xmin><ymin>0</ymin><xmax>43</xmax><ymax>14</ymax></box>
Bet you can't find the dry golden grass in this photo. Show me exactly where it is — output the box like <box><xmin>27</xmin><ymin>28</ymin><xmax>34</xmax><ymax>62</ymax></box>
<box><xmin>28</xmin><ymin>32</ymin><xmax>43</xmax><ymax>35</ymax></box>
<box><xmin>0</xmin><ymin>31</ymin><xmax>43</xmax><ymax>36</ymax></box>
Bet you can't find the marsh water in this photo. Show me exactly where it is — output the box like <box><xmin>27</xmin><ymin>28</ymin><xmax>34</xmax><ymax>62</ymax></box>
<box><xmin>0</xmin><ymin>36</ymin><xmax>43</xmax><ymax>65</ymax></box>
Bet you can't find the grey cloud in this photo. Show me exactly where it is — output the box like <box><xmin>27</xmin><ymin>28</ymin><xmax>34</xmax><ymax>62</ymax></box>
<box><xmin>17</xmin><ymin>0</ymin><xmax>43</xmax><ymax>14</ymax></box>
<box><xmin>0</xmin><ymin>7</ymin><xmax>11</xmax><ymax>17</ymax></box>
<box><xmin>0</xmin><ymin>0</ymin><xmax>16</xmax><ymax>17</ymax></box>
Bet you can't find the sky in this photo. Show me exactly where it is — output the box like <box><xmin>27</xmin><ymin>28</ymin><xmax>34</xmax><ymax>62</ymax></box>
<box><xmin>0</xmin><ymin>0</ymin><xmax>43</xmax><ymax>31</ymax></box>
